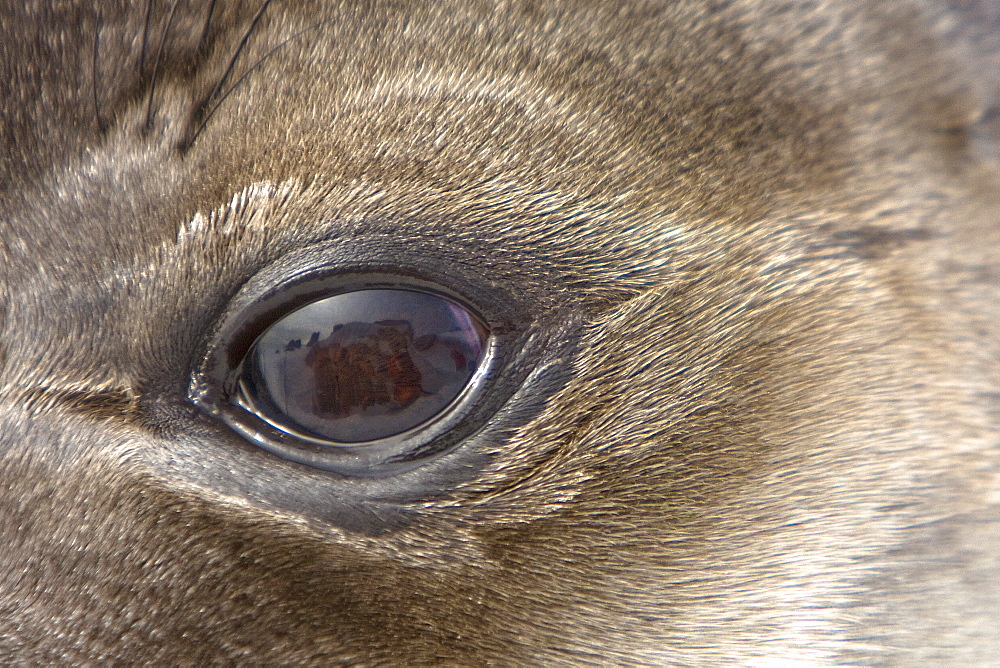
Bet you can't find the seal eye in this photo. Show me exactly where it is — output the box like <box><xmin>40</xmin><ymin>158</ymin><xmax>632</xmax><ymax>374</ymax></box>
<box><xmin>238</xmin><ymin>289</ymin><xmax>489</xmax><ymax>445</ymax></box>
<box><xmin>189</xmin><ymin>251</ymin><xmax>529</xmax><ymax>477</ymax></box>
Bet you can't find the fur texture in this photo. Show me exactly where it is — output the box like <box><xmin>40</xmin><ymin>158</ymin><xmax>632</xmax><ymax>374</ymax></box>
<box><xmin>1</xmin><ymin>0</ymin><xmax>998</xmax><ymax>663</ymax></box>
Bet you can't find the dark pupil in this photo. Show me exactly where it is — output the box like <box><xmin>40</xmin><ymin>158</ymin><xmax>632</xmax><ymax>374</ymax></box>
<box><xmin>242</xmin><ymin>289</ymin><xmax>488</xmax><ymax>443</ymax></box>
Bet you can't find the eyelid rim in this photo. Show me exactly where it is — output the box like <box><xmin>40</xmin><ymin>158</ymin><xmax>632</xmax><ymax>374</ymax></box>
<box><xmin>188</xmin><ymin>237</ymin><xmax>543</xmax><ymax>477</ymax></box>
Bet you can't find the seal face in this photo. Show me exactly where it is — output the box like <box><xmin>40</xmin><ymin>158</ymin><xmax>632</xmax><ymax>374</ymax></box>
<box><xmin>0</xmin><ymin>0</ymin><xmax>998</xmax><ymax>664</ymax></box>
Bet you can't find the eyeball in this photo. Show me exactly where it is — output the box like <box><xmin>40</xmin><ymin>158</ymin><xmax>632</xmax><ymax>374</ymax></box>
<box><xmin>239</xmin><ymin>289</ymin><xmax>489</xmax><ymax>444</ymax></box>
<box><xmin>190</xmin><ymin>272</ymin><xmax>504</xmax><ymax>476</ymax></box>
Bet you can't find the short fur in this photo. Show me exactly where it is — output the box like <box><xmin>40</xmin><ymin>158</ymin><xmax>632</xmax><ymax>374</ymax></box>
<box><xmin>1</xmin><ymin>0</ymin><xmax>998</xmax><ymax>663</ymax></box>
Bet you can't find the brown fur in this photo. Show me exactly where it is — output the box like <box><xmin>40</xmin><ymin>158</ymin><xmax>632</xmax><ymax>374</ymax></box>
<box><xmin>1</xmin><ymin>0</ymin><xmax>998</xmax><ymax>663</ymax></box>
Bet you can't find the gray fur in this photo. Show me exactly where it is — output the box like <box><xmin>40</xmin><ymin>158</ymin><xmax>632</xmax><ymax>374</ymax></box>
<box><xmin>1</xmin><ymin>0</ymin><xmax>998</xmax><ymax>663</ymax></box>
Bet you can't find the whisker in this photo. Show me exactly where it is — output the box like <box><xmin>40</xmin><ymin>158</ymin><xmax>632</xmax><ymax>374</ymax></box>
<box><xmin>186</xmin><ymin>17</ymin><xmax>335</xmax><ymax>150</ymax></box>
<box><xmin>144</xmin><ymin>0</ymin><xmax>183</xmax><ymax>132</ymax></box>
<box><xmin>139</xmin><ymin>0</ymin><xmax>154</xmax><ymax>75</ymax></box>
<box><xmin>203</xmin><ymin>0</ymin><xmax>275</xmax><ymax>108</ymax></box>
<box><xmin>199</xmin><ymin>0</ymin><xmax>219</xmax><ymax>52</ymax></box>
<box><xmin>92</xmin><ymin>8</ymin><xmax>107</xmax><ymax>133</ymax></box>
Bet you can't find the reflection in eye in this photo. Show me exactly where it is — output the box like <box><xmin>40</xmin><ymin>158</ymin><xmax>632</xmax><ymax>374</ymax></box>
<box><xmin>241</xmin><ymin>289</ymin><xmax>489</xmax><ymax>443</ymax></box>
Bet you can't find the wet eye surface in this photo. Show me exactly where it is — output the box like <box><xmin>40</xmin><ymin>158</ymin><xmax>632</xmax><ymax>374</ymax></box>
<box><xmin>188</xmin><ymin>240</ymin><xmax>558</xmax><ymax>477</ymax></box>
<box><xmin>189</xmin><ymin>263</ymin><xmax>516</xmax><ymax>477</ymax></box>
<box><xmin>240</xmin><ymin>289</ymin><xmax>489</xmax><ymax>443</ymax></box>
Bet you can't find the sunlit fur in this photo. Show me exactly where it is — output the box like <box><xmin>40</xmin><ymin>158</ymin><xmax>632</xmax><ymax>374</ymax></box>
<box><xmin>1</xmin><ymin>0</ymin><xmax>998</xmax><ymax>663</ymax></box>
